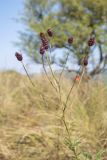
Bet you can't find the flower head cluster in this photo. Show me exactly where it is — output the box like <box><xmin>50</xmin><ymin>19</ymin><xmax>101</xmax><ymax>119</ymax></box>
<box><xmin>39</xmin><ymin>29</ymin><xmax>53</xmax><ymax>55</ymax></box>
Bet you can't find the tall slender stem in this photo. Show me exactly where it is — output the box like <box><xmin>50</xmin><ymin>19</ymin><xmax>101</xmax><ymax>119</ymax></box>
<box><xmin>62</xmin><ymin>66</ymin><xmax>82</xmax><ymax>117</ymax></box>
<box><xmin>42</xmin><ymin>55</ymin><xmax>57</xmax><ymax>92</ymax></box>
<box><xmin>46</xmin><ymin>51</ymin><xmax>62</xmax><ymax>105</ymax></box>
<box><xmin>59</xmin><ymin>52</ymin><xmax>70</xmax><ymax>83</ymax></box>
<box><xmin>46</xmin><ymin>52</ymin><xmax>59</xmax><ymax>85</ymax></box>
<box><xmin>61</xmin><ymin>115</ymin><xmax>79</xmax><ymax>160</ymax></box>
<box><xmin>62</xmin><ymin>80</ymin><xmax>76</xmax><ymax>117</ymax></box>
<box><xmin>69</xmin><ymin>66</ymin><xmax>85</xmax><ymax>110</ymax></box>
<box><xmin>21</xmin><ymin>61</ymin><xmax>35</xmax><ymax>87</ymax></box>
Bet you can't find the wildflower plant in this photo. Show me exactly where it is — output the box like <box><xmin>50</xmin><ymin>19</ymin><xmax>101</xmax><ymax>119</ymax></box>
<box><xmin>15</xmin><ymin>28</ymin><xmax>104</xmax><ymax>160</ymax></box>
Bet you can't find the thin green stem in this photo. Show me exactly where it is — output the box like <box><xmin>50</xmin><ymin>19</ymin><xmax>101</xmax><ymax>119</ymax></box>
<box><xmin>21</xmin><ymin>61</ymin><xmax>35</xmax><ymax>87</ymax></box>
<box><xmin>62</xmin><ymin>65</ymin><xmax>83</xmax><ymax>117</ymax></box>
<box><xmin>61</xmin><ymin>115</ymin><xmax>79</xmax><ymax>160</ymax></box>
<box><xmin>46</xmin><ymin>50</ymin><xmax>62</xmax><ymax>105</ymax></box>
<box><xmin>42</xmin><ymin>55</ymin><xmax>57</xmax><ymax>92</ymax></box>
<box><xmin>62</xmin><ymin>80</ymin><xmax>76</xmax><ymax>117</ymax></box>
<box><xmin>59</xmin><ymin>52</ymin><xmax>70</xmax><ymax>83</ymax></box>
<box><xmin>62</xmin><ymin>115</ymin><xmax>71</xmax><ymax>141</ymax></box>
<box><xmin>61</xmin><ymin>66</ymin><xmax>86</xmax><ymax>160</ymax></box>
<box><xmin>69</xmin><ymin>66</ymin><xmax>85</xmax><ymax>110</ymax></box>
<box><xmin>77</xmin><ymin>66</ymin><xmax>85</xmax><ymax>89</ymax></box>
<box><xmin>21</xmin><ymin>61</ymin><xmax>47</xmax><ymax>104</ymax></box>
<box><xmin>46</xmin><ymin>52</ymin><xmax>59</xmax><ymax>85</ymax></box>
<box><xmin>72</xmin><ymin>148</ymin><xmax>80</xmax><ymax>160</ymax></box>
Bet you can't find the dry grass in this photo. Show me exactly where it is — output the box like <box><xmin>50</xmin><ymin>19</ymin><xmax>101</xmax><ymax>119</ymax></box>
<box><xmin>0</xmin><ymin>71</ymin><xmax>107</xmax><ymax>160</ymax></box>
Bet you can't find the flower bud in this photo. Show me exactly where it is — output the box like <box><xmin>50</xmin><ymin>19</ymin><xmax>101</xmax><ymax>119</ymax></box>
<box><xmin>68</xmin><ymin>36</ymin><xmax>73</xmax><ymax>44</ymax></box>
<box><xmin>40</xmin><ymin>32</ymin><xmax>45</xmax><ymax>39</ymax></box>
<box><xmin>41</xmin><ymin>38</ymin><xmax>49</xmax><ymax>50</ymax></box>
<box><xmin>83</xmin><ymin>58</ymin><xmax>88</xmax><ymax>66</ymax></box>
<box><xmin>15</xmin><ymin>52</ymin><xmax>23</xmax><ymax>61</ymax></box>
<box><xmin>47</xmin><ymin>28</ymin><xmax>53</xmax><ymax>37</ymax></box>
<box><xmin>74</xmin><ymin>75</ymin><xmax>80</xmax><ymax>82</ymax></box>
<box><xmin>88</xmin><ymin>38</ymin><xmax>95</xmax><ymax>46</ymax></box>
<box><xmin>40</xmin><ymin>46</ymin><xmax>45</xmax><ymax>55</ymax></box>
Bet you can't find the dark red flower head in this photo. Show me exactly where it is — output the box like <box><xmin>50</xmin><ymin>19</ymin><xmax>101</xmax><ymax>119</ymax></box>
<box><xmin>41</xmin><ymin>37</ymin><xmax>49</xmax><ymax>50</ymax></box>
<box><xmin>39</xmin><ymin>32</ymin><xmax>45</xmax><ymax>39</ymax></box>
<box><xmin>15</xmin><ymin>52</ymin><xmax>23</xmax><ymax>61</ymax></box>
<box><xmin>39</xmin><ymin>31</ymin><xmax>49</xmax><ymax>50</ymax></box>
<box><xmin>44</xmin><ymin>44</ymin><xmax>49</xmax><ymax>50</ymax></box>
<box><xmin>40</xmin><ymin>46</ymin><xmax>45</xmax><ymax>55</ymax></box>
<box><xmin>47</xmin><ymin>28</ymin><xmax>53</xmax><ymax>37</ymax></box>
<box><xmin>68</xmin><ymin>36</ymin><xmax>73</xmax><ymax>44</ymax></box>
<box><xmin>88</xmin><ymin>37</ymin><xmax>95</xmax><ymax>46</ymax></box>
<box><xmin>83</xmin><ymin>57</ymin><xmax>88</xmax><ymax>66</ymax></box>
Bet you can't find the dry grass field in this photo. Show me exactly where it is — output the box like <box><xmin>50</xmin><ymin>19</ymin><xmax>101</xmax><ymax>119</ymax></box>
<box><xmin>0</xmin><ymin>71</ymin><xmax>107</xmax><ymax>160</ymax></box>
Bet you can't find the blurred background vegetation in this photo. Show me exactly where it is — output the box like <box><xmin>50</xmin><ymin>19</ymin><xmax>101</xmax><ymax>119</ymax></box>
<box><xmin>19</xmin><ymin>0</ymin><xmax>107</xmax><ymax>76</ymax></box>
